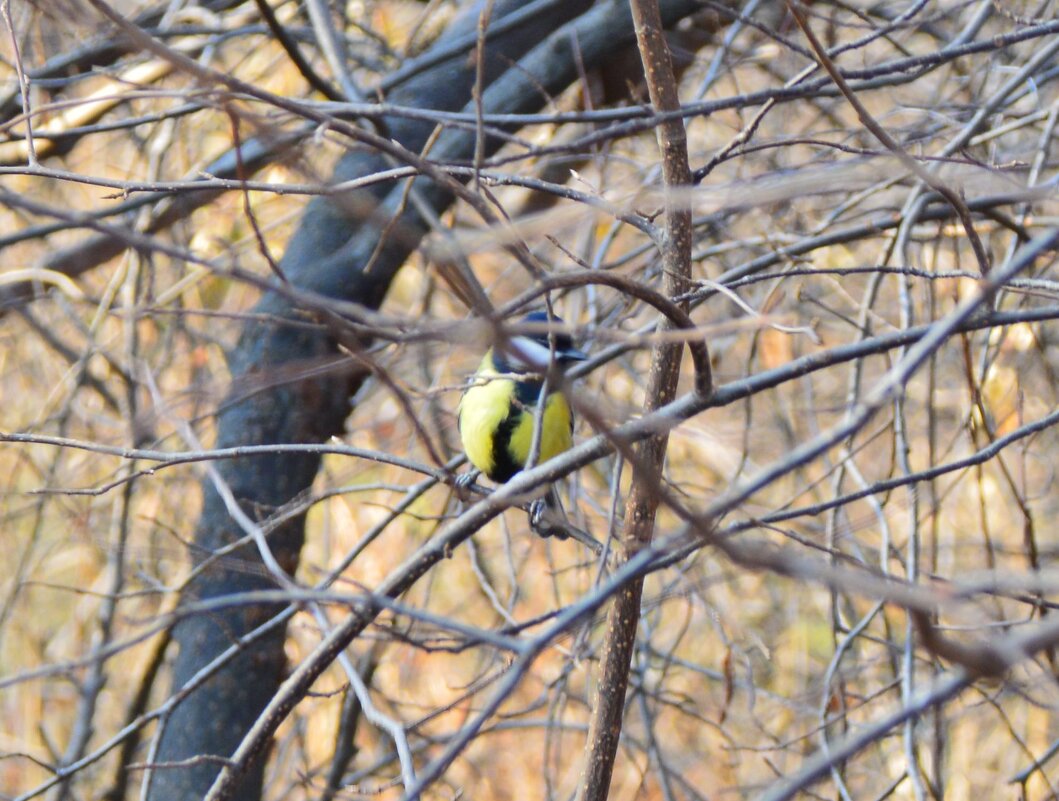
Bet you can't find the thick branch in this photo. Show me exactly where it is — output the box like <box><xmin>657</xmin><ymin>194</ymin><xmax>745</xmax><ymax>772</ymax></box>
<box><xmin>578</xmin><ymin>0</ymin><xmax>699</xmax><ymax>798</ymax></box>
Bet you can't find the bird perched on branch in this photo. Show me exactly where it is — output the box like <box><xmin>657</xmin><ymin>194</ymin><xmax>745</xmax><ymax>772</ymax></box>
<box><xmin>458</xmin><ymin>311</ymin><xmax>601</xmax><ymax>552</ymax></box>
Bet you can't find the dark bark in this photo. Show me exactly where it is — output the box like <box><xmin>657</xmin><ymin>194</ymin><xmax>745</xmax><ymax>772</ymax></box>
<box><xmin>147</xmin><ymin>1</ymin><xmax>591</xmax><ymax>799</ymax></box>
<box><xmin>145</xmin><ymin>2</ymin><xmax>708</xmax><ymax>799</ymax></box>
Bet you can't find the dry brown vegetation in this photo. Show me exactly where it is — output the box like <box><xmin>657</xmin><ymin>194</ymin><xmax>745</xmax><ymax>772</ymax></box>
<box><xmin>2</xmin><ymin>0</ymin><xmax>1059</xmax><ymax>799</ymax></box>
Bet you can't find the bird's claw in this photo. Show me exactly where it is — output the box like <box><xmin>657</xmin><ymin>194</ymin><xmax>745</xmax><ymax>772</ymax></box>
<box><xmin>531</xmin><ymin>499</ymin><xmax>605</xmax><ymax>555</ymax></box>
<box><xmin>454</xmin><ymin>469</ymin><xmax>480</xmax><ymax>502</ymax></box>
<box><xmin>529</xmin><ymin>498</ymin><xmax>569</xmax><ymax>540</ymax></box>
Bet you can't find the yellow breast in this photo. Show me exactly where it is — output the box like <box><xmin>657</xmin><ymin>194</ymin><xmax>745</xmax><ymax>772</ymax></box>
<box><xmin>458</xmin><ymin>357</ymin><xmax>574</xmax><ymax>482</ymax></box>
<box><xmin>505</xmin><ymin>391</ymin><xmax>573</xmax><ymax>472</ymax></box>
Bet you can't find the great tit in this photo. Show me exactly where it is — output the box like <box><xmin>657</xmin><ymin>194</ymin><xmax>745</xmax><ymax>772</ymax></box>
<box><xmin>458</xmin><ymin>312</ymin><xmax>600</xmax><ymax>550</ymax></box>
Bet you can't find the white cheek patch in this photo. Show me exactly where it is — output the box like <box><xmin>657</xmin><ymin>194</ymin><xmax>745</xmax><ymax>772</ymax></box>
<box><xmin>504</xmin><ymin>336</ymin><xmax>554</xmax><ymax>371</ymax></box>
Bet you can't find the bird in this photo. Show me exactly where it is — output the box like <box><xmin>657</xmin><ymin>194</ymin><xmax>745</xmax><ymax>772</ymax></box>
<box><xmin>457</xmin><ymin>312</ymin><xmax>601</xmax><ymax>552</ymax></box>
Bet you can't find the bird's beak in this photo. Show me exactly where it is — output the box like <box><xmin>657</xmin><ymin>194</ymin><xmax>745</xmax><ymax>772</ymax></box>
<box><xmin>558</xmin><ymin>347</ymin><xmax>588</xmax><ymax>364</ymax></box>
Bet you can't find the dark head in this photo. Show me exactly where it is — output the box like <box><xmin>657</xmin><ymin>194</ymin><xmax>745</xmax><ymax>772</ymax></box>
<box><xmin>491</xmin><ymin>312</ymin><xmax>588</xmax><ymax>373</ymax></box>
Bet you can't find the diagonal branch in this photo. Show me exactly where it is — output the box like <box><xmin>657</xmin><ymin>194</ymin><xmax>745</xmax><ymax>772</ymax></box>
<box><xmin>786</xmin><ymin>0</ymin><xmax>992</xmax><ymax>275</ymax></box>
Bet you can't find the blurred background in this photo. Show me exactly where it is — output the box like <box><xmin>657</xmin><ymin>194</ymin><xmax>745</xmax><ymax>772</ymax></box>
<box><xmin>2</xmin><ymin>0</ymin><xmax>1059</xmax><ymax>799</ymax></box>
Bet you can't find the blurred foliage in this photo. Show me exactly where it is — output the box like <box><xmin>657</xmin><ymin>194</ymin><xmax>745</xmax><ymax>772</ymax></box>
<box><xmin>3</xmin><ymin>0</ymin><xmax>1059</xmax><ymax>799</ymax></box>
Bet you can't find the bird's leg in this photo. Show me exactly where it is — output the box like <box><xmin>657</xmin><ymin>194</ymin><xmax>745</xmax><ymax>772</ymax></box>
<box><xmin>529</xmin><ymin>497</ymin><xmax>569</xmax><ymax>540</ymax></box>
<box><xmin>529</xmin><ymin>494</ymin><xmax>606</xmax><ymax>555</ymax></box>
<box><xmin>454</xmin><ymin>469</ymin><xmax>481</xmax><ymax>502</ymax></box>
